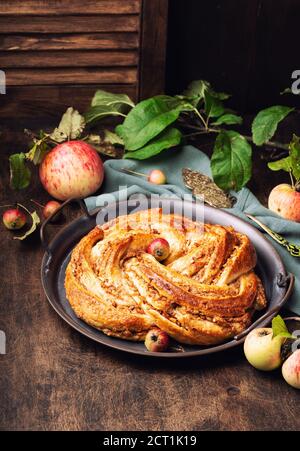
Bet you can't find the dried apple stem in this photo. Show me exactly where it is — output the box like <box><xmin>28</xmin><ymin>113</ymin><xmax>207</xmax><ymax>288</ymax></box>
<box><xmin>289</xmin><ymin>171</ymin><xmax>296</xmax><ymax>189</ymax></box>
<box><xmin>121</xmin><ymin>168</ymin><xmax>147</xmax><ymax>178</ymax></box>
<box><xmin>17</xmin><ymin>203</ymin><xmax>31</xmax><ymax>215</ymax></box>
<box><xmin>30</xmin><ymin>199</ymin><xmax>45</xmax><ymax>209</ymax></box>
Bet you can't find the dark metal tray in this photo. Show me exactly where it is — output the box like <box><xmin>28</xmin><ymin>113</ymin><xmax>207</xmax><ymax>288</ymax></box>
<box><xmin>40</xmin><ymin>197</ymin><xmax>294</xmax><ymax>358</ymax></box>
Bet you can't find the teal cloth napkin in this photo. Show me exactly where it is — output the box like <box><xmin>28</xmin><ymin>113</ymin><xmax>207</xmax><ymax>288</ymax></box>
<box><xmin>85</xmin><ymin>145</ymin><xmax>300</xmax><ymax>315</ymax></box>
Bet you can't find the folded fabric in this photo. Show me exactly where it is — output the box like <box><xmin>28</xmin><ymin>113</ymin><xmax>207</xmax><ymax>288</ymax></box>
<box><xmin>85</xmin><ymin>145</ymin><xmax>300</xmax><ymax>315</ymax></box>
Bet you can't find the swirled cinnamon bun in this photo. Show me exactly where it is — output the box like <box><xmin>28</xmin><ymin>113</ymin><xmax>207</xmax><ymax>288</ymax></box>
<box><xmin>65</xmin><ymin>209</ymin><xmax>267</xmax><ymax>345</ymax></box>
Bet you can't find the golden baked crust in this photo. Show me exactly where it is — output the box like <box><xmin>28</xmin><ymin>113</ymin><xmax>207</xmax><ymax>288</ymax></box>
<box><xmin>65</xmin><ymin>209</ymin><xmax>267</xmax><ymax>345</ymax></box>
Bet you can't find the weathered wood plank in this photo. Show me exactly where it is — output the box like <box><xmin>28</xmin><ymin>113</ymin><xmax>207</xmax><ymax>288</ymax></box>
<box><xmin>0</xmin><ymin>15</ymin><xmax>140</xmax><ymax>34</ymax></box>
<box><xmin>5</xmin><ymin>67</ymin><xmax>137</xmax><ymax>85</ymax></box>
<box><xmin>0</xmin><ymin>84</ymin><xmax>137</xmax><ymax>121</ymax></box>
<box><xmin>0</xmin><ymin>0</ymin><xmax>141</xmax><ymax>15</ymax></box>
<box><xmin>139</xmin><ymin>0</ymin><xmax>168</xmax><ymax>99</ymax></box>
<box><xmin>0</xmin><ymin>50</ymin><xmax>138</xmax><ymax>68</ymax></box>
<box><xmin>0</xmin><ymin>33</ymin><xmax>139</xmax><ymax>51</ymax></box>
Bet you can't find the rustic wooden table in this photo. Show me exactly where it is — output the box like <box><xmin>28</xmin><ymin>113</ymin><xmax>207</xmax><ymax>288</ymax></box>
<box><xmin>0</xmin><ymin>125</ymin><xmax>299</xmax><ymax>432</ymax></box>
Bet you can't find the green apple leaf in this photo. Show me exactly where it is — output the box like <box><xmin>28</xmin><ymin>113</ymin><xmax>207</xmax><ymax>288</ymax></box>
<box><xmin>25</xmin><ymin>135</ymin><xmax>49</xmax><ymax>165</ymax></box>
<box><xmin>103</xmin><ymin>129</ymin><xmax>124</xmax><ymax>146</ymax></box>
<box><xmin>280</xmin><ymin>87</ymin><xmax>300</xmax><ymax>96</ymax></box>
<box><xmin>211</xmin><ymin>130</ymin><xmax>252</xmax><ymax>191</ymax></box>
<box><xmin>212</xmin><ymin>113</ymin><xmax>243</xmax><ymax>126</ymax></box>
<box><xmin>252</xmin><ymin>106</ymin><xmax>294</xmax><ymax>146</ymax></box>
<box><xmin>85</xmin><ymin>90</ymin><xmax>135</xmax><ymax>125</ymax></box>
<box><xmin>268</xmin><ymin>135</ymin><xmax>300</xmax><ymax>183</ymax></box>
<box><xmin>116</xmin><ymin>96</ymin><xmax>188</xmax><ymax>151</ymax></box>
<box><xmin>84</xmin><ymin>104</ymin><xmax>128</xmax><ymax>124</ymax></box>
<box><xmin>204</xmin><ymin>90</ymin><xmax>225</xmax><ymax>118</ymax></box>
<box><xmin>91</xmin><ymin>90</ymin><xmax>135</xmax><ymax>109</ymax></box>
<box><xmin>280</xmin><ymin>88</ymin><xmax>293</xmax><ymax>95</ymax></box>
<box><xmin>9</xmin><ymin>153</ymin><xmax>31</xmax><ymax>190</ymax></box>
<box><xmin>182</xmin><ymin>80</ymin><xmax>211</xmax><ymax>105</ymax></box>
<box><xmin>124</xmin><ymin>127</ymin><xmax>182</xmax><ymax>160</ymax></box>
<box><xmin>50</xmin><ymin>107</ymin><xmax>85</xmax><ymax>142</ymax></box>
<box><xmin>268</xmin><ymin>157</ymin><xmax>292</xmax><ymax>173</ymax></box>
<box><xmin>289</xmin><ymin>135</ymin><xmax>300</xmax><ymax>181</ymax></box>
<box><xmin>272</xmin><ymin>315</ymin><xmax>294</xmax><ymax>339</ymax></box>
<box><xmin>85</xmin><ymin>131</ymin><xmax>124</xmax><ymax>158</ymax></box>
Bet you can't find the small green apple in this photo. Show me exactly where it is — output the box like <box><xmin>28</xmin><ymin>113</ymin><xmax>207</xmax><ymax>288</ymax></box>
<box><xmin>244</xmin><ymin>328</ymin><xmax>285</xmax><ymax>371</ymax></box>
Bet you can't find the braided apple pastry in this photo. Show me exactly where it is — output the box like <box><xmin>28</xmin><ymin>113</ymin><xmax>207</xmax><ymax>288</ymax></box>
<box><xmin>65</xmin><ymin>209</ymin><xmax>267</xmax><ymax>345</ymax></box>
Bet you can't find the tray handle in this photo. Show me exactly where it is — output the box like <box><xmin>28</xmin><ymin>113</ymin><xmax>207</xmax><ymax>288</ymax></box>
<box><xmin>40</xmin><ymin>198</ymin><xmax>92</xmax><ymax>256</ymax></box>
<box><xmin>234</xmin><ymin>272</ymin><xmax>295</xmax><ymax>341</ymax></box>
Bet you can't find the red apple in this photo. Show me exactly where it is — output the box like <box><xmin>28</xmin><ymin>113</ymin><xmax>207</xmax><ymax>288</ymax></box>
<box><xmin>268</xmin><ymin>184</ymin><xmax>300</xmax><ymax>222</ymax></box>
<box><xmin>145</xmin><ymin>328</ymin><xmax>170</xmax><ymax>352</ymax></box>
<box><xmin>3</xmin><ymin>208</ymin><xmax>26</xmax><ymax>230</ymax></box>
<box><xmin>147</xmin><ymin>238</ymin><xmax>170</xmax><ymax>261</ymax></box>
<box><xmin>282</xmin><ymin>349</ymin><xmax>300</xmax><ymax>389</ymax></box>
<box><xmin>39</xmin><ymin>141</ymin><xmax>104</xmax><ymax>201</ymax></box>
<box><xmin>43</xmin><ymin>200</ymin><xmax>61</xmax><ymax>220</ymax></box>
<box><xmin>148</xmin><ymin>169</ymin><xmax>167</xmax><ymax>185</ymax></box>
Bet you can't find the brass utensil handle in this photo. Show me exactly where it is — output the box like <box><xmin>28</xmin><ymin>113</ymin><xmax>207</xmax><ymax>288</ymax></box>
<box><xmin>40</xmin><ymin>198</ymin><xmax>92</xmax><ymax>256</ymax></box>
<box><xmin>234</xmin><ymin>272</ymin><xmax>295</xmax><ymax>341</ymax></box>
<box><xmin>245</xmin><ymin>214</ymin><xmax>300</xmax><ymax>258</ymax></box>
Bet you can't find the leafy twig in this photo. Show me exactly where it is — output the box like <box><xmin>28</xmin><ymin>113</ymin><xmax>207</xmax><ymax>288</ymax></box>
<box><xmin>183</xmin><ymin>127</ymin><xmax>289</xmax><ymax>152</ymax></box>
<box><xmin>243</xmin><ymin>135</ymin><xmax>289</xmax><ymax>151</ymax></box>
<box><xmin>193</xmin><ymin>108</ymin><xmax>209</xmax><ymax>130</ymax></box>
<box><xmin>8</xmin><ymin>81</ymin><xmax>299</xmax><ymax>195</ymax></box>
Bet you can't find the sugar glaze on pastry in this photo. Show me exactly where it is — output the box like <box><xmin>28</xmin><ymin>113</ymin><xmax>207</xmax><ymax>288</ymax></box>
<box><xmin>65</xmin><ymin>209</ymin><xmax>267</xmax><ymax>345</ymax></box>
